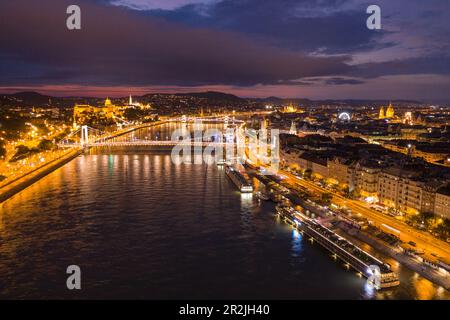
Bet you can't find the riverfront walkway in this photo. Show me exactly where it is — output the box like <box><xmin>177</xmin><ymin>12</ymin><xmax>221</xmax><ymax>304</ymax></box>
<box><xmin>0</xmin><ymin>149</ymin><xmax>81</xmax><ymax>203</ymax></box>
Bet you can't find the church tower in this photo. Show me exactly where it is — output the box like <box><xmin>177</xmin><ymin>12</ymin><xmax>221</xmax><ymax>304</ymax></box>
<box><xmin>379</xmin><ymin>106</ymin><xmax>385</xmax><ymax>119</ymax></box>
<box><xmin>289</xmin><ymin>121</ymin><xmax>297</xmax><ymax>135</ymax></box>
<box><xmin>386</xmin><ymin>102</ymin><xmax>395</xmax><ymax>118</ymax></box>
<box><xmin>261</xmin><ymin>118</ymin><xmax>267</xmax><ymax>131</ymax></box>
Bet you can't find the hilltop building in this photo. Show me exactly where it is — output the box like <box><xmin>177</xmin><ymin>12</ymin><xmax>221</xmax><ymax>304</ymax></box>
<box><xmin>73</xmin><ymin>95</ymin><xmax>150</xmax><ymax>127</ymax></box>
<box><xmin>73</xmin><ymin>98</ymin><xmax>121</xmax><ymax>127</ymax></box>
<box><xmin>127</xmin><ymin>95</ymin><xmax>152</xmax><ymax>110</ymax></box>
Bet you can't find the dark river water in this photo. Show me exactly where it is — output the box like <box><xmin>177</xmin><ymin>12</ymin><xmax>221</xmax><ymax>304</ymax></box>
<box><xmin>0</xmin><ymin>124</ymin><xmax>448</xmax><ymax>299</ymax></box>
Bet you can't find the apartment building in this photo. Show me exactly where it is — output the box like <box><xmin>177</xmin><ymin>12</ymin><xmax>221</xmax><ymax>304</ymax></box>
<box><xmin>327</xmin><ymin>157</ymin><xmax>354</xmax><ymax>188</ymax></box>
<box><xmin>298</xmin><ymin>152</ymin><xmax>329</xmax><ymax>179</ymax></box>
<box><xmin>434</xmin><ymin>186</ymin><xmax>450</xmax><ymax>219</ymax></box>
<box><xmin>354</xmin><ymin>163</ymin><xmax>381</xmax><ymax>197</ymax></box>
<box><xmin>378</xmin><ymin>168</ymin><xmax>423</xmax><ymax>214</ymax></box>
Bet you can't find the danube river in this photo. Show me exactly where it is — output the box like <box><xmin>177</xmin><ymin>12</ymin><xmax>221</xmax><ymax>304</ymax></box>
<box><xmin>0</xmin><ymin>124</ymin><xmax>448</xmax><ymax>299</ymax></box>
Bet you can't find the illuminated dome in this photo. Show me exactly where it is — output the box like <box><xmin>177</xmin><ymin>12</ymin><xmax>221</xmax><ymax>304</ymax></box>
<box><xmin>105</xmin><ymin>98</ymin><xmax>112</xmax><ymax>106</ymax></box>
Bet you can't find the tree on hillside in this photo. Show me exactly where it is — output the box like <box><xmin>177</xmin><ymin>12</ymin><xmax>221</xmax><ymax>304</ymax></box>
<box><xmin>38</xmin><ymin>139</ymin><xmax>54</xmax><ymax>151</ymax></box>
<box><xmin>10</xmin><ymin>145</ymin><xmax>31</xmax><ymax>162</ymax></box>
<box><xmin>321</xmin><ymin>192</ymin><xmax>332</xmax><ymax>205</ymax></box>
<box><xmin>303</xmin><ymin>169</ymin><xmax>312</xmax><ymax>179</ymax></box>
<box><xmin>0</xmin><ymin>141</ymin><xmax>6</xmax><ymax>159</ymax></box>
<box><xmin>434</xmin><ymin>219</ymin><xmax>450</xmax><ymax>239</ymax></box>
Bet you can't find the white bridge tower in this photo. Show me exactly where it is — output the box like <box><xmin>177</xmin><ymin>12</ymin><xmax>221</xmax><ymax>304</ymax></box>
<box><xmin>289</xmin><ymin>121</ymin><xmax>297</xmax><ymax>135</ymax></box>
<box><xmin>80</xmin><ymin>125</ymin><xmax>89</xmax><ymax>146</ymax></box>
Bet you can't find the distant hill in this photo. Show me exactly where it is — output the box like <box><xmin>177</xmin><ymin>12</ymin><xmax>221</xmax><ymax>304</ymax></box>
<box><xmin>0</xmin><ymin>91</ymin><xmax>100</xmax><ymax>108</ymax></box>
<box><xmin>12</xmin><ymin>91</ymin><xmax>51</xmax><ymax>100</ymax></box>
<box><xmin>175</xmin><ymin>91</ymin><xmax>244</xmax><ymax>102</ymax></box>
<box><xmin>0</xmin><ymin>90</ymin><xmax>434</xmax><ymax>108</ymax></box>
<box><xmin>257</xmin><ymin>96</ymin><xmax>313</xmax><ymax>105</ymax></box>
<box><xmin>0</xmin><ymin>91</ymin><xmax>53</xmax><ymax>106</ymax></box>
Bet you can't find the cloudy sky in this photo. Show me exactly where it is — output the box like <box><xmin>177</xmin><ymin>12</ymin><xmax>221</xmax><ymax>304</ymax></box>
<box><xmin>0</xmin><ymin>0</ymin><xmax>449</xmax><ymax>100</ymax></box>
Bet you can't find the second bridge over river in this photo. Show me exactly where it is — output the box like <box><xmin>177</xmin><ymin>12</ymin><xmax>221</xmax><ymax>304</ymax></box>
<box><xmin>57</xmin><ymin>120</ymin><xmax>244</xmax><ymax>149</ymax></box>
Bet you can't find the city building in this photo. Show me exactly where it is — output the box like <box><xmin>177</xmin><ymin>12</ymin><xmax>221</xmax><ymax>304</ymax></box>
<box><xmin>421</xmin><ymin>183</ymin><xmax>441</xmax><ymax>215</ymax></box>
<box><xmin>327</xmin><ymin>157</ymin><xmax>354</xmax><ymax>189</ymax></box>
<box><xmin>354</xmin><ymin>162</ymin><xmax>381</xmax><ymax>198</ymax></box>
<box><xmin>282</xmin><ymin>103</ymin><xmax>303</xmax><ymax>113</ymax></box>
<box><xmin>298</xmin><ymin>152</ymin><xmax>329</xmax><ymax>179</ymax></box>
<box><xmin>404</xmin><ymin>111</ymin><xmax>413</xmax><ymax>125</ymax></box>
<box><xmin>378</xmin><ymin>103</ymin><xmax>395</xmax><ymax>119</ymax></box>
<box><xmin>127</xmin><ymin>95</ymin><xmax>152</xmax><ymax>110</ymax></box>
<box><xmin>434</xmin><ymin>185</ymin><xmax>450</xmax><ymax>219</ymax></box>
<box><xmin>378</xmin><ymin>167</ymin><xmax>423</xmax><ymax>215</ymax></box>
<box><xmin>72</xmin><ymin>95</ymin><xmax>152</xmax><ymax>127</ymax></box>
<box><xmin>379</xmin><ymin>140</ymin><xmax>450</xmax><ymax>165</ymax></box>
<box><xmin>289</xmin><ymin>121</ymin><xmax>297</xmax><ymax>135</ymax></box>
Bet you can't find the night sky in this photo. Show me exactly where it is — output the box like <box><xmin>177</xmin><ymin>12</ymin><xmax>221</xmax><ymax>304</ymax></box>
<box><xmin>0</xmin><ymin>0</ymin><xmax>449</xmax><ymax>100</ymax></box>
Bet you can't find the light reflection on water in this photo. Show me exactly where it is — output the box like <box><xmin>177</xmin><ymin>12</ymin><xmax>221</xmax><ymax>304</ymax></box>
<box><xmin>291</xmin><ymin>229</ymin><xmax>303</xmax><ymax>258</ymax></box>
